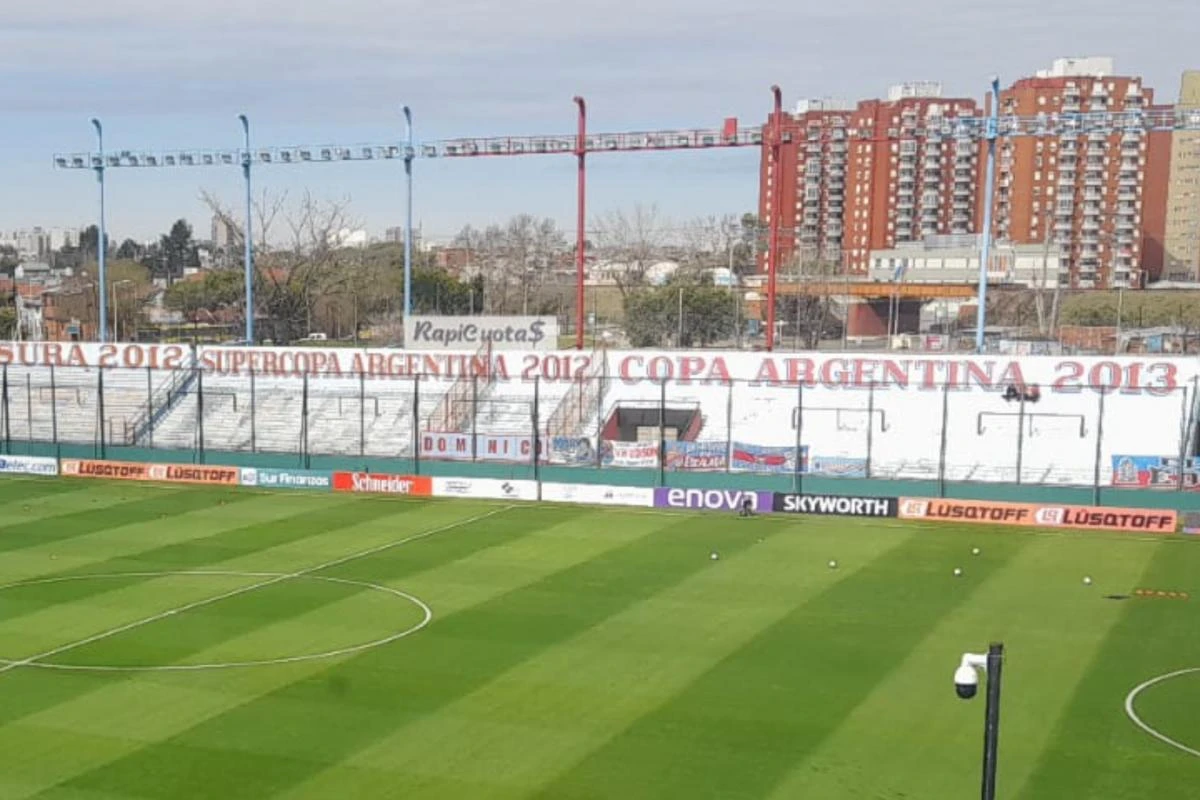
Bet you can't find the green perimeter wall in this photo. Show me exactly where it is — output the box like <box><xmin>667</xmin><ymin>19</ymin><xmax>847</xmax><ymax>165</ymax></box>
<box><xmin>5</xmin><ymin>439</ymin><xmax>1200</xmax><ymax>513</ymax></box>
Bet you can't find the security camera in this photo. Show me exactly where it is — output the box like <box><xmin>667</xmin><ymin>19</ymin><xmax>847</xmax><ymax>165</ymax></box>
<box><xmin>955</xmin><ymin>653</ymin><xmax>987</xmax><ymax>700</ymax></box>
<box><xmin>954</xmin><ymin>664</ymin><xmax>979</xmax><ymax>699</ymax></box>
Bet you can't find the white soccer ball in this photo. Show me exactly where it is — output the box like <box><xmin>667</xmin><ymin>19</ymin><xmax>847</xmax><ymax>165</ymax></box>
<box><xmin>828</xmin><ymin>560</ymin><xmax>838</xmax><ymax>569</ymax></box>
<box><xmin>1083</xmin><ymin>576</ymin><xmax>1093</xmax><ymax>586</ymax></box>
<box><xmin>954</xmin><ymin>568</ymin><xmax>963</xmax><ymax>577</ymax></box>
<box><xmin>710</xmin><ymin>552</ymin><xmax>719</xmax><ymax>561</ymax></box>
<box><xmin>971</xmin><ymin>547</ymin><xmax>981</xmax><ymax>556</ymax></box>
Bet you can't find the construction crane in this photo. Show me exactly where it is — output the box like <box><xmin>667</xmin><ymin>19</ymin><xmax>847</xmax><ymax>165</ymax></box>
<box><xmin>54</xmin><ymin>94</ymin><xmax>1200</xmax><ymax>350</ymax></box>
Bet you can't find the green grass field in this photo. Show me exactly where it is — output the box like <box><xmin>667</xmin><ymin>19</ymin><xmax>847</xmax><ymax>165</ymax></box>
<box><xmin>0</xmin><ymin>477</ymin><xmax>1197</xmax><ymax>799</ymax></box>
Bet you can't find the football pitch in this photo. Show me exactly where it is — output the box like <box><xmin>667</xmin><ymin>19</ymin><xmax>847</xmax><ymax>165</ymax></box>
<box><xmin>0</xmin><ymin>478</ymin><xmax>1196</xmax><ymax>799</ymax></box>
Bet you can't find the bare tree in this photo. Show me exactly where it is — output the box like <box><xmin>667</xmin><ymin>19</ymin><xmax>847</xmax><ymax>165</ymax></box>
<box><xmin>200</xmin><ymin>189</ymin><xmax>363</xmax><ymax>343</ymax></box>
<box><xmin>591</xmin><ymin>204</ymin><xmax>668</xmax><ymax>294</ymax></box>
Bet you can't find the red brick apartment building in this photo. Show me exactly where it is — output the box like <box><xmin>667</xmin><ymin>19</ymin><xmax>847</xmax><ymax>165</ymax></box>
<box><xmin>759</xmin><ymin>59</ymin><xmax>1183</xmax><ymax>289</ymax></box>
<box><xmin>759</xmin><ymin>84</ymin><xmax>981</xmax><ymax>276</ymax></box>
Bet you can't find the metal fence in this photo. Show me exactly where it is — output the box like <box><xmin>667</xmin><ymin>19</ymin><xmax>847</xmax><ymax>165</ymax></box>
<box><xmin>1</xmin><ymin>363</ymin><xmax>1196</xmax><ymax>493</ymax></box>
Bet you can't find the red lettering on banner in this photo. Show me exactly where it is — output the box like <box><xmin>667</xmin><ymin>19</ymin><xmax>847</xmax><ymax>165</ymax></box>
<box><xmin>754</xmin><ymin>359</ymin><xmax>781</xmax><ymax>385</ymax></box>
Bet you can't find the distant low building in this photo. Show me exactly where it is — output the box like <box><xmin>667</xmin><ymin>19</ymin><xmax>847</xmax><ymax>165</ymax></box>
<box><xmin>867</xmin><ymin>237</ymin><xmax>1062</xmax><ymax>288</ymax></box>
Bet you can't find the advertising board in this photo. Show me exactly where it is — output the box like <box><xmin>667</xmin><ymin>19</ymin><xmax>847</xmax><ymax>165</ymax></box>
<box><xmin>420</xmin><ymin>433</ymin><xmax>540</xmax><ymax>462</ymax></box>
<box><xmin>239</xmin><ymin>468</ymin><xmax>332</xmax><ymax>491</ymax></box>
<box><xmin>653</xmin><ymin>488</ymin><xmax>773</xmax><ymax>513</ymax></box>
<box><xmin>664</xmin><ymin>441</ymin><xmax>727</xmax><ymax>471</ymax></box>
<box><xmin>60</xmin><ymin>459</ymin><xmax>239</xmax><ymax>486</ymax></box>
<box><xmin>808</xmin><ymin>456</ymin><xmax>868</xmax><ymax>478</ymax></box>
<box><xmin>404</xmin><ymin>315</ymin><xmax>559</xmax><ymax>351</ymax></box>
<box><xmin>897</xmin><ymin>497</ymin><xmax>1177</xmax><ymax>533</ymax></box>
<box><xmin>540</xmin><ymin>482</ymin><xmax>654</xmax><ymax>508</ymax></box>
<box><xmin>730</xmin><ymin>443</ymin><xmax>806</xmax><ymax>474</ymax></box>
<box><xmin>331</xmin><ymin>472</ymin><xmax>433</xmax><ymax>496</ymax></box>
<box><xmin>601</xmin><ymin>441</ymin><xmax>659</xmax><ymax>468</ymax></box>
<box><xmin>1110</xmin><ymin>455</ymin><xmax>1200</xmax><ymax>490</ymax></box>
<box><xmin>772</xmin><ymin>493</ymin><xmax>897</xmax><ymax>517</ymax></box>
<box><xmin>431</xmin><ymin>477</ymin><xmax>538</xmax><ymax>501</ymax></box>
<box><xmin>0</xmin><ymin>455</ymin><xmax>59</xmax><ymax>476</ymax></box>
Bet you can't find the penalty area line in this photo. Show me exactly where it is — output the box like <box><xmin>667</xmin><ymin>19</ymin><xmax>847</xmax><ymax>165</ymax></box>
<box><xmin>0</xmin><ymin>504</ymin><xmax>513</xmax><ymax>675</ymax></box>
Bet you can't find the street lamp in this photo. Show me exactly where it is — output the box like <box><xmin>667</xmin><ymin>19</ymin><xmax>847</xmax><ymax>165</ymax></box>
<box><xmin>954</xmin><ymin>642</ymin><xmax>1005</xmax><ymax>800</ymax></box>
<box><xmin>402</xmin><ymin>105</ymin><xmax>414</xmax><ymax>319</ymax></box>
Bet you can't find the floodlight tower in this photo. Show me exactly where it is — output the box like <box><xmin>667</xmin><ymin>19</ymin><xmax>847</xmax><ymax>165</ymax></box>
<box><xmin>238</xmin><ymin>114</ymin><xmax>254</xmax><ymax>344</ymax></box>
<box><xmin>90</xmin><ymin>118</ymin><xmax>108</xmax><ymax>342</ymax></box>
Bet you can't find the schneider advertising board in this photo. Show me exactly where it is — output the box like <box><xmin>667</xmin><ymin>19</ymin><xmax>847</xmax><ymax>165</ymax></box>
<box><xmin>404</xmin><ymin>315</ymin><xmax>559</xmax><ymax>351</ymax></box>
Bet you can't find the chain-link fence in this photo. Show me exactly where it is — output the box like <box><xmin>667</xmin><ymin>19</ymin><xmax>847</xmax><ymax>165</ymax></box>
<box><xmin>1</xmin><ymin>363</ymin><xmax>1196</xmax><ymax>492</ymax></box>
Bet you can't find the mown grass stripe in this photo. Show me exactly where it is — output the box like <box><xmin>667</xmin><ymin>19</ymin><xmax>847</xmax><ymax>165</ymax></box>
<box><xmin>283</xmin><ymin>517</ymin><xmax>917</xmax><ymax>799</ymax></box>
<box><xmin>0</xmin><ymin>496</ymin><xmax>430</xmax><ymax>634</ymax></box>
<box><xmin>0</xmin><ymin>489</ymin><xmax>256</xmax><ymax>556</ymax></box>
<box><xmin>1016</xmin><ymin>537</ymin><xmax>1200</xmax><ymax>799</ymax></box>
<box><xmin>0</xmin><ymin>503</ymin><xmax>529</xmax><ymax>731</ymax></box>
<box><xmin>0</xmin><ymin>477</ymin><xmax>89</xmax><ymax>506</ymax></box>
<box><xmin>0</xmin><ymin>506</ymin><xmax>657</xmax><ymax>800</ymax></box>
<box><xmin>764</xmin><ymin>531</ymin><xmax>1161</xmax><ymax>799</ymax></box>
<box><xmin>532</xmin><ymin>528</ymin><xmax>1031</xmax><ymax>800</ymax></box>
<box><xmin>46</xmin><ymin>512</ymin><xmax>786</xmax><ymax>800</ymax></box>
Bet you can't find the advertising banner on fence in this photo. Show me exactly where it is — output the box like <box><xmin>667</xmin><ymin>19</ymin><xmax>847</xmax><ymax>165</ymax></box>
<box><xmin>547</xmin><ymin>437</ymin><xmax>596</xmax><ymax>465</ymax></box>
<box><xmin>730</xmin><ymin>443</ymin><xmax>807</xmax><ymax>474</ymax></box>
<box><xmin>239</xmin><ymin>468</ymin><xmax>332</xmax><ymax>491</ymax></box>
<box><xmin>404</xmin><ymin>315</ymin><xmax>559</xmax><ymax>351</ymax></box>
<box><xmin>773</xmin><ymin>493</ymin><xmax>897</xmax><ymax>517</ymax></box>
<box><xmin>664</xmin><ymin>441</ymin><xmax>728</xmax><ymax>471</ymax></box>
<box><xmin>541</xmin><ymin>482</ymin><xmax>655</xmax><ymax>507</ymax></box>
<box><xmin>0</xmin><ymin>455</ymin><xmax>59</xmax><ymax>476</ymax></box>
<box><xmin>653</xmin><ymin>488</ymin><xmax>774</xmax><ymax>513</ymax></box>
<box><xmin>420</xmin><ymin>432</ymin><xmax>542</xmax><ymax>463</ymax></box>
<box><xmin>897</xmin><ymin>497</ymin><xmax>1177</xmax><ymax>533</ymax></box>
<box><xmin>1111</xmin><ymin>455</ymin><xmax>1200</xmax><ymax>490</ymax></box>
<box><xmin>60</xmin><ymin>459</ymin><xmax>240</xmax><ymax>485</ymax></box>
<box><xmin>809</xmin><ymin>456</ymin><xmax>868</xmax><ymax>478</ymax></box>
<box><xmin>431</xmin><ymin>477</ymin><xmax>538</xmax><ymax>501</ymax></box>
<box><xmin>331</xmin><ymin>472</ymin><xmax>433</xmax><ymax>497</ymax></box>
<box><xmin>601</xmin><ymin>441</ymin><xmax>659</xmax><ymax>468</ymax></box>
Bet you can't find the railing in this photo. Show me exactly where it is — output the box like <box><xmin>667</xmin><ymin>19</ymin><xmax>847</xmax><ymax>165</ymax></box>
<box><xmin>545</xmin><ymin>348</ymin><xmax>609</xmax><ymax>438</ymax></box>
<box><xmin>2</xmin><ymin>363</ymin><xmax>1198</xmax><ymax>494</ymax></box>
<box><xmin>425</xmin><ymin>339</ymin><xmax>493</xmax><ymax>432</ymax></box>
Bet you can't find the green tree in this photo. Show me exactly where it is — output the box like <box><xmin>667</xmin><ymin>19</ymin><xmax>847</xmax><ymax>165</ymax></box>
<box><xmin>622</xmin><ymin>277</ymin><xmax>737</xmax><ymax>347</ymax></box>
<box><xmin>0</xmin><ymin>306</ymin><xmax>15</xmax><ymax>339</ymax></box>
<box><xmin>158</xmin><ymin>219</ymin><xmax>198</xmax><ymax>281</ymax></box>
<box><xmin>412</xmin><ymin>267</ymin><xmax>483</xmax><ymax>315</ymax></box>
<box><xmin>116</xmin><ymin>239</ymin><xmax>143</xmax><ymax>260</ymax></box>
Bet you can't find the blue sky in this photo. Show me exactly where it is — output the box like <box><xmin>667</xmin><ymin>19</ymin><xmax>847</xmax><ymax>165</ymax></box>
<box><xmin>1</xmin><ymin>0</ymin><xmax>1197</xmax><ymax>244</ymax></box>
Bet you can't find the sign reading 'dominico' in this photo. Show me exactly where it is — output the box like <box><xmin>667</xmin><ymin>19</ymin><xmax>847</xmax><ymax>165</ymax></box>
<box><xmin>898</xmin><ymin>497</ymin><xmax>1177</xmax><ymax>533</ymax></box>
<box><xmin>404</xmin><ymin>316</ymin><xmax>559</xmax><ymax>351</ymax></box>
<box><xmin>653</xmin><ymin>488</ymin><xmax>774</xmax><ymax>512</ymax></box>
<box><xmin>773</xmin><ymin>493</ymin><xmax>897</xmax><ymax>517</ymax></box>
<box><xmin>60</xmin><ymin>459</ymin><xmax>239</xmax><ymax>485</ymax></box>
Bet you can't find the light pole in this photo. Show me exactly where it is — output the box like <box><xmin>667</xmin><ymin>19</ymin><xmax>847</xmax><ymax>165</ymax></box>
<box><xmin>111</xmin><ymin>279</ymin><xmax>133</xmax><ymax>341</ymax></box>
<box><xmin>238</xmin><ymin>114</ymin><xmax>254</xmax><ymax>345</ymax></box>
<box><xmin>91</xmin><ymin>118</ymin><xmax>108</xmax><ymax>343</ymax></box>
<box><xmin>403</xmin><ymin>105</ymin><xmax>414</xmax><ymax>319</ymax></box>
<box><xmin>954</xmin><ymin>642</ymin><xmax>1005</xmax><ymax>800</ymax></box>
<box><xmin>976</xmin><ymin>76</ymin><xmax>1001</xmax><ymax>354</ymax></box>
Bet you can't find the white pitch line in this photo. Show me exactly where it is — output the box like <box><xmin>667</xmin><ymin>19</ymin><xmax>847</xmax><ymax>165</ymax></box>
<box><xmin>0</xmin><ymin>505</ymin><xmax>512</xmax><ymax>675</ymax></box>
<box><xmin>1124</xmin><ymin>667</ymin><xmax>1200</xmax><ymax>758</ymax></box>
